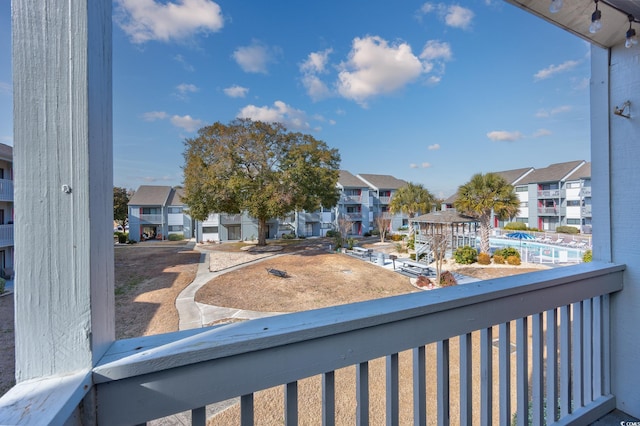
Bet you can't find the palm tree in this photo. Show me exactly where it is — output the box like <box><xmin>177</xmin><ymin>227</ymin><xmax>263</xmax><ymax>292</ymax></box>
<box><xmin>454</xmin><ymin>173</ymin><xmax>519</xmax><ymax>254</ymax></box>
<box><xmin>389</xmin><ymin>182</ymin><xmax>436</xmax><ymax>237</ymax></box>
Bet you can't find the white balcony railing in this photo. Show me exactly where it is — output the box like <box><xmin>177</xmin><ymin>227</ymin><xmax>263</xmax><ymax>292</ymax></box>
<box><xmin>0</xmin><ymin>179</ymin><xmax>13</xmax><ymax>202</ymax></box>
<box><xmin>88</xmin><ymin>262</ymin><xmax>621</xmax><ymax>425</ymax></box>
<box><xmin>0</xmin><ymin>224</ymin><xmax>13</xmax><ymax>247</ymax></box>
<box><xmin>138</xmin><ymin>214</ymin><xmax>163</xmax><ymax>224</ymax></box>
<box><xmin>1</xmin><ymin>262</ymin><xmax>624</xmax><ymax>424</ymax></box>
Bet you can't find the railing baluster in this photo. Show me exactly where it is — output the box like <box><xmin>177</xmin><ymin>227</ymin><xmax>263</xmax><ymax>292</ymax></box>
<box><xmin>532</xmin><ymin>313</ymin><xmax>544</xmax><ymax>425</ymax></box>
<box><xmin>285</xmin><ymin>381</ymin><xmax>298</xmax><ymax>426</ymax></box>
<box><xmin>241</xmin><ymin>394</ymin><xmax>254</xmax><ymax>426</ymax></box>
<box><xmin>480</xmin><ymin>328</ymin><xmax>492</xmax><ymax>426</ymax></box>
<box><xmin>602</xmin><ymin>294</ymin><xmax>611</xmax><ymax>395</ymax></box>
<box><xmin>386</xmin><ymin>353</ymin><xmax>399</xmax><ymax>426</ymax></box>
<box><xmin>516</xmin><ymin>317</ymin><xmax>528</xmax><ymax>426</ymax></box>
<box><xmin>357</xmin><ymin>361</ymin><xmax>370</xmax><ymax>426</ymax></box>
<box><xmin>413</xmin><ymin>347</ymin><xmax>426</xmax><ymax>426</ymax></box>
<box><xmin>459</xmin><ymin>334</ymin><xmax>472</xmax><ymax>425</ymax></box>
<box><xmin>560</xmin><ymin>305</ymin><xmax>572</xmax><ymax>417</ymax></box>
<box><xmin>583</xmin><ymin>298</ymin><xmax>593</xmax><ymax>404</ymax></box>
<box><xmin>437</xmin><ymin>340</ymin><xmax>450</xmax><ymax>426</ymax></box>
<box><xmin>322</xmin><ymin>371</ymin><xmax>335</xmax><ymax>426</ymax></box>
<box><xmin>592</xmin><ymin>297</ymin><xmax>603</xmax><ymax>399</ymax></box>
<box><xmin>499</xmin><ymin>322</ymin><xmax>511</xmax><ymax>426</ymax></box>
<box><xmin>546</xmin><ymin>309</ymin><xmax>559</xmax><ymax>422</ymax></box>
<box><xmin>572</xmin><ymin>301</ymin><xmax>584</xmax><ymax>410</ymax></box>
<box><xmin>191</xmin><ymin>406</ymin><xmax>206</xmax><ymax>426</ymax></box>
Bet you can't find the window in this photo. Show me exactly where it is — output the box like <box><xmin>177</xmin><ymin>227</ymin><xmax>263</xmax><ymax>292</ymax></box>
<box><xmin>379</xmin><ymin>190</ymin><xmax>391</xmax><ymax>197</ymax></box>
<box><xmin>520</xmin><ymin>202</ymin><xmax>528</xmax><ymax>207</ymax></box>
<box><xmin>566</xmin><ymin>182</ymin><xmax>581</xmax><ymax>188</ymax></box>
<box><xmin>567</xmin><ymin>200</ymin><xmax>581</xmax><ymax>206</ymax></box>
<box><xmin>203</xmin><ymin>226</ymin><xmax>218</xmax><ymax>234</ymax></box>
<box><xmin>515</xmin><ymin>185</ymin><xmax>527</xmax><ymax>192</ymax></box>
<box><xmin>168</xmin><ymin>207</ymin><xmax>182</xmax><ymax>214</ymax></box>
<box><xmin>168</xmin><ymin>225</ymin><xmax>183</xmax><ymax>232</ymax></box>
<box><xmin>566</xmin><ymin>219</ymin><xmax>581</xmax><ymax>225</ymax></box>
<box><xmin>141</xmin><ymin>207</ymin><xmax>161</xmax><ymax>214</ymax></box>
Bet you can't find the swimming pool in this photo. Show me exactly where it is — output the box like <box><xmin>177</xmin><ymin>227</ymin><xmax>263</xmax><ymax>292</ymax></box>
<box><xmin>489</xmin><ymin>237</ymin><xmax>586</xmax><ymax>264</ymax></box>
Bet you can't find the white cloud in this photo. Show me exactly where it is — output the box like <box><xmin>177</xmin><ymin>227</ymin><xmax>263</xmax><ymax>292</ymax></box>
<box><xmin>418</xmin><ymin>3</ymin><xmax>474</xmax><ymax>30</ymax></box>
<box><xmin>428</xmin><ymin>143</ymin><xmax>440</xmax><ymax>150</ymax></box>
<box><xmin>115</xmin><ymin>0</ymin><xmax>224</xmax><ymax>44</ymax></box>
<box><xmin>0</xmin><ymin>81</ymin><xmax>10</xmax><ymax>94</ymax></box>
<box><xmin>336</xmin><ymin>36</ymin><xmax>424</xmax><ymax>106</ymax></box>
<box><xmin>233</xmin><ymin>40</ymin><xmax>279</xmax><ymax>74</ymax></box>
<box><xmin>142</xmin><ymin>111</ymin><xmax>169</xmax><ymax>121</ymax></box>
<box><xmin>532</xmin><ymin>128</ymin><xmax>552</xmax><ymax>138</ymax></box>
<box><xmin>535</xmin><ymin>105</ymin><xmax>572</xmax><ymax>118</ymax></box>
<box><xmin>419</xmin><ymin>40</ymin><xmax>452</xmax><ymax>76</ymax></box>
<box><xmin>486</xmin><ymin>130</ymin><xmax>524</xmax><ymax>142</ymax></box>
<box><xmin>410</xmin><ymin>162</ymin><xmax>431</xmax><ymax>169</ymax></box>
<box><xmin>534</xmin><ymin>60</ymin><xmax>579</xmax><ymax>81</ymax></box>
<box><xmin>238</xmin><ymin>100</ymin><xmax>311</xmax><ymax>131</ymax></box>
<box><xmin>300</xmin><ymin>49</ymin><xmax>333</xmax><ymax>100</ymax></box>
<box><xmin>421</xmin><ymin>162</ymin><xmax>432</xmax><ymax>168</ymax></box>
<box><xmin>444</xmin><ymin>5</ymin><xmax>474</xmax><ymax>30</ymax></box>
<box><xmin>176</xmin><ymin>83</ymin><xmax>199</xmax><ymax>94</ymax></box>
<box><xmin>174</xmin><ymin>54</ymin><xmax>195</xmax><ymax>72</ymax></box>
<box><xmin>223</xmin><ymin>85</ymin><xmax>249</xmax><ymax>98</ymax></box>
<box><xmin>170</xmin><ymin>114</ymin><xmax>203</xmax><ymax>132</ymax></box>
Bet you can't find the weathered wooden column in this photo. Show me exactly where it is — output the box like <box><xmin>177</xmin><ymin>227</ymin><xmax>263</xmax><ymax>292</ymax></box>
<box><xmin>13</xmin><ymin>0</ymin><xmax>113</xmax><ymax>383</ymax></box>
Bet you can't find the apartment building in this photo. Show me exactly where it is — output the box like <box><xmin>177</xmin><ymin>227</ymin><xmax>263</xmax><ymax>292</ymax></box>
<box><xmin>127</xmin><ymin>185</ymin><xmax>192</xmax><ymax>242</ymax></box>
<box><xmin>0</xmin><ymin>143</ymin><xmax>13</xmax><ymax>277</ymax></box>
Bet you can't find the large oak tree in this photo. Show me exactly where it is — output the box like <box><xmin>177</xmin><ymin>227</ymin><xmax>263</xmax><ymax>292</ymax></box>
<box><xmin>183</xmin><ymin>119</ymin><xmax>341</xmax><ymax>246</ymax></box>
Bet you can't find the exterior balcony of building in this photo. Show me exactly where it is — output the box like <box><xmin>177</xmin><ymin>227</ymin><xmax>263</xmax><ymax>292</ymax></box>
<box><xmin>344</xmin><ymin>212</ymin><xmax>363</xmax><ymax>221</ymax></box>
<box><xmin>537</xmin><ymin>206</ymin><xmax>565</xmax><ymax>216</ymax></box>
<box><xmin>1</xmin><ymin>262</ymin><xmax>626</xmax><ymax>424</ymax></box>
<box><xmin>582</xmin><ymin>205</ymin><xmax>593</xmax><ymax>217</ymax></box>
<box><xmin>340</xmin><ymin>194</ymin><xmax>362</xmax><ymax>203</ymax></box>
<box><xmin>580</xmin><ymin>187</ymin><xmax>592</xmax><ymax>197</ymax></box>
<box><xmin>0</xmin><ymin>224</ymin><xmax>13</xmax><ymax>248</ymax></box>
<box><xmin>0</xmin><ymin>179</ymin><xmax>13</xmax><ymax>202</ymax></box>
<box><xmin>537</xmin><ymin>189</ymin><xmax>564</xmax><ymax>198</ymax></box>
<box><xmin>298</xmin><ymin>212</ymin><xmax>320</xmax><ymax>222</ymax></box>
<box><xmin>137</xmin><ymin>213</ymin><xmax>164</xmax><ymax>224</ymax></box>
<box><xmin>220</xmin><ymin>214</ymin><xmax>242</xmax><ymax>225</ymax></box>
<box><xmin>378</xmin><ymin>196</ymin><xmax>391</xmax><ymax>204</ymax></box>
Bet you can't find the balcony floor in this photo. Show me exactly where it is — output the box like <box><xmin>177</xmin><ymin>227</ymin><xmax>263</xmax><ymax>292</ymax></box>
<box><xmin>591</xmin><ymin>409</ymin><xmax>639</xmax><ymax>425</ymax></box>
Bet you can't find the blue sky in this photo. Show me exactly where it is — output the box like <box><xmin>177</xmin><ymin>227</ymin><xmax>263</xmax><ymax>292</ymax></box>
<box><xmin>0</xmin><ymin>1</ymin><xmax>590</xmax><ymax>198</ymax></box>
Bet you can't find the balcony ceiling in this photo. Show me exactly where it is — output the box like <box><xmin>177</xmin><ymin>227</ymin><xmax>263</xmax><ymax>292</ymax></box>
<box><xmin>504</xmin><ymin>0</ymin><xmax>640</xmax><ymax>49</ymax></box>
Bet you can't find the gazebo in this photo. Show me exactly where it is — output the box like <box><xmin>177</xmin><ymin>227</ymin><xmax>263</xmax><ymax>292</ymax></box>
<box><xmin>411</xmin><ymin>210</ymin><xmax>479</xmax><ymax>257</ymax></box>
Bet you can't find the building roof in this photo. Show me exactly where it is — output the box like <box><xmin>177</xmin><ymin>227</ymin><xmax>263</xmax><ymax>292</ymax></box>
<box><xmin>357</xmin><ymin>173</ymin><xmax>407</xmax><ymax>190</ymax></box>
<box><xmin>167</xmin><ymin>188</ymin><xmax>184</xmax><ymax>206</ymax></box>
<box><xmin>566</xmin><ymin>162</ymin><xmax>591</xmax><ymax>180</ymax></box>
<box><xmin>411</xmin><ymin>210</ymin><xmax>478</xmax><ymax>224</ymax></box>
<box><xmin>0</xmin><ymin>143</ymin><xmax>12</xmax><ymax>162</ymax></box>
<box><xmin>337</xmin><ymin>170</ymin><xmax>367</xmax><ymax>188</ymax></box>
<box><xmin>518</xmin><ymin>160</ymin><xmax>586</xmax><ymax>184</ymax></box>
<box><xmin>128</xmin><ymin>185</ymin><xmax>173</xmax><ymax>206</ymax></box>
<box><xmin>494</xmin><ymin>167</ymin><xmax>535</xmax><ymax>185</ymax></box>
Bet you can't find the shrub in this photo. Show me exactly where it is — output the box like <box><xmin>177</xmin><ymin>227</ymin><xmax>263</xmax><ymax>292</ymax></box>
<box><xmin>493</xmin><ymin>254</ymin><xmax>505</xmax><ymax>264</ymax></box>
<box><xmin>440</xmin><ymin>271</ymin><xmax>457</xmax><ymax>287</ymax></box>
<box><xmin>494</xmin><ymin>247</ymin><xmax>520</xmax><ymax>260</ymax></box>
<box><xmin>396</xmin><ymin>243</ymin><xmax>407</xmax><ymax>253</ymax></box>
<box><xmin>371</xmin><ymin>229</ymin><xmax>380</xmax><ymax>236</ymax></box>
<box><xmin>454</xmin><ymin>246</ymin><xmax>477</xmax><ymax>264</ymax></box>
<box><xmin>504</xmin><ymin>222</ymin><xmax>527</xmax><ymax>231</ymax></box>
<box><xmin>363</xmin><ymin>232</ymin><xmax>371</xmax><ymax>237</ymax></box>
<box><xmin>416</xmin><ymin>275</ymin><xmax>432</xmax><ymax>288</ymax></box>
<box><xmin>389</xmin><ymin>233</ymin><xmax>404</xmax><ymax>242</ymax></box>
<box><xmin>0</xmin><ymin>277</ymin><xmax>5</xmax><ymax>294</ymax></box>
<box><xmin>507</xmin><ymin>255</ymin><xmax>521</xmax><ymax>265</ymax></box>
<box><xmin>346</xmin><ymin>237</ymin><xmax>356</xmax><ymax>250</ymax></box>
<box><xmin>326</xmin><ymin>230</ymin><xmax>339</xmax><ymax>238</ymax></box>
<box><xmin>406</xmin><ymin>235</ymin><xmax>415</xmax><ymax>251</ymax></box>
<box><xmin>281</xmin><ymin>233</ymin><xmax>295</xmax><ymax>239</ymax></box>
<box><xmin>117</xmin><ymin>233</ymin><xmax>128</xmax><ymax>244</ymax></box>
<box><xmin>477</xmin><ymin>252</ymin><xmax>491</xmax><ymax>265</ymax></box>
<box><xmin>583</xmin><ymin>249</ymin><xmax>593</xmax><ymax>262</ymax></box>
<box><xmin>168</xmin><ymin>233</ymin><xmax>184</xmax><ymax>241</ymax></box>
<box><xmin>556</xmin><ymin>226</ymin><xmax>579</xmax><ymax>234</ymax></box>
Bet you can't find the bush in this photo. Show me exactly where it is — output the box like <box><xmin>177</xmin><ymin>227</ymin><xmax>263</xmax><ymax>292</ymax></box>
<box><xmin>371</xmin><ymin>229</ymin><xmax>380</xmax><ymax>236</ymax></box>
<box><xmin>507</xmin><ymin>255</ymin><xmax>521</xmax><ymax>265</ymax></box>
<box><xmin>389</xmin><ymin>233</ymin><xmax>404</xmax><ymax>242</ymax></box>
<box><xmin>168</xmin><ymin>233</ymin><xmax>184</xmax><ymax>241</ymax></box>
<box><xmin>493</xmin><ymin>254</ymin><xmax>505</xmax><ymax>264</ymax></box>
<box><xmin>440</xmin><ymin>271</ymin><xmax>457</xmax><ymax>287</ymax></box>
<box><xmin>583</xmin><ymin>249</ymin><xmax>593</xmax><ymax>262</ymax></box>
<box><xmin>0</xmin><ymin>277</ymin><xmax>5</xmax><ymax>294</ymax></box>
<box><xmin>494</xmin><ymin>247</ymin><xmax>520</xmax><ymax>260</ymax></box>
<box><xmin>504</xmin><ymin>222</ymin><xmax>527</xmax><ymax>230</ymax></box>
<box><xmin>325</xmin><ymin>230</ymin><xmax>339</xmax><ymax>238</ymax></box>
<box><xmin>453</xmin><ymin>246</ymin><xmax>477</xmax><ymax>264</ymax></box>
<box><xmin>477</xmin><ymin>252</ymin><xmax>491</xmax><ymax>265</ymax></box>
<box><xmin>556</xmin><ymin>226</ymin><xmax>579</xmax><ymax>234</ymax></box>
<box><xmin>117</xmin><ymin>233</ymin><xmax>128</xmax><ymax>244</ymax></box>
<box><xmin>363</xmin><ymin>231</ymin><xmax>371</xmax><ymax>237</ymax></box>
<box><xmin>281</xmin><ymin>233</ymin><xmax>295</xmax><ymax>239</ymax></box>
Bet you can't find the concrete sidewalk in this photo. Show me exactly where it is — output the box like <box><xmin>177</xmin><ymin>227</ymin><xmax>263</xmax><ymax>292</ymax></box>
<box><xmin>175</xmin><ymin>244</ymin><xmax>284</xmax><ymax>331</ymax></box>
